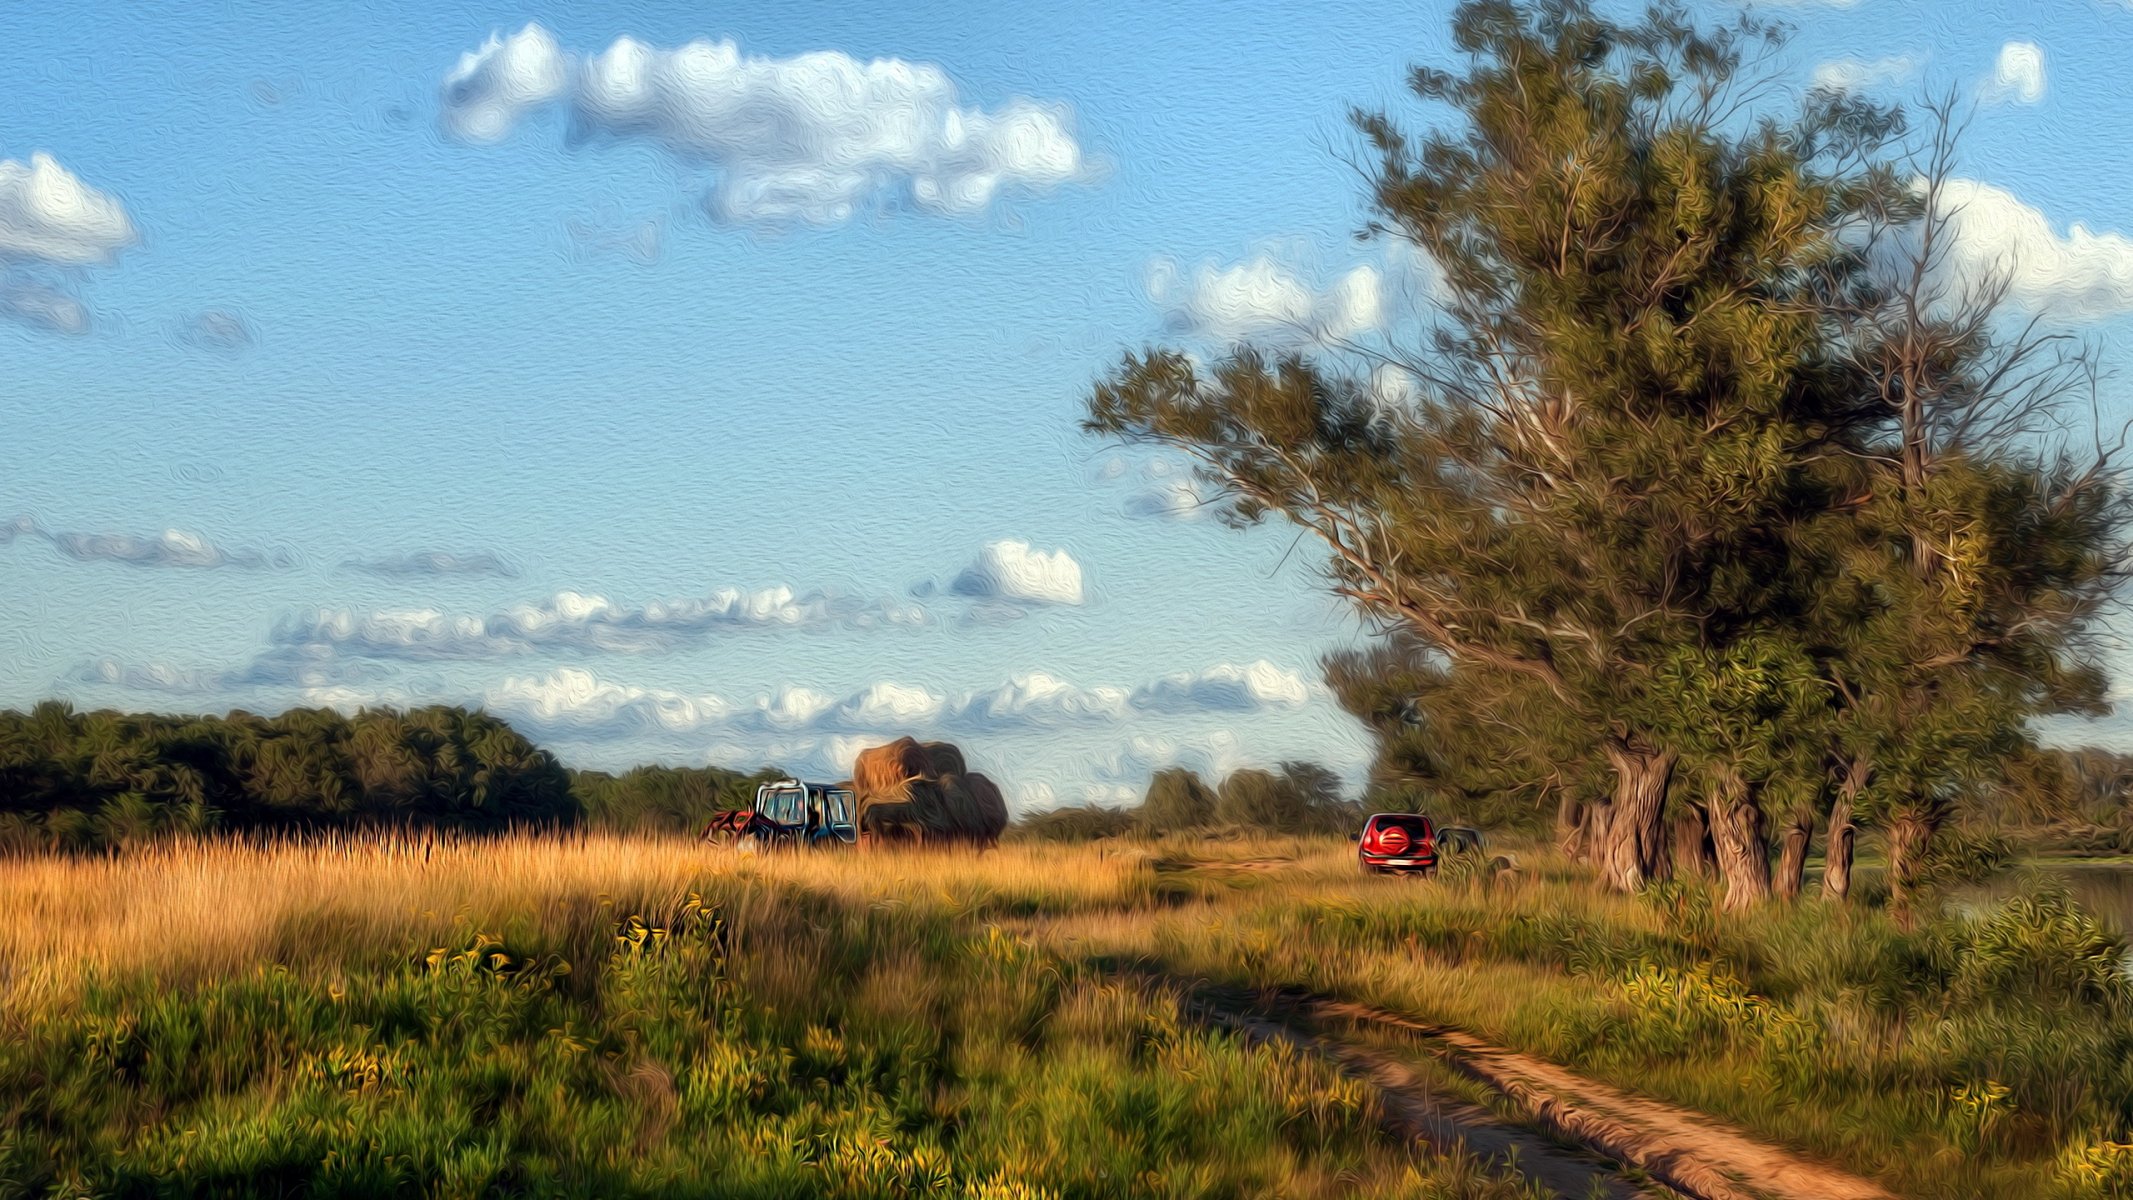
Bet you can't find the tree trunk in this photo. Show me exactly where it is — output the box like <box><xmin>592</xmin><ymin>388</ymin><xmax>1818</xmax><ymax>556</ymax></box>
<box><xmin>1555</xmin><ymin>790</ymin><xmax>1589</xmax><ymax>862</ymax></box>
<box><xmin>1594</xmin><ymin>743</ymin><xmax>1674</xmax><ymax>892</ymax></box>
<box><xmin>1774</xmin><ymin>811</ymin><xmax>1813</xmax><ymax>902</ymax></box>
<box><xmin>1821</xmin><ymin>756</ymin><xmax>1867</xmax><ymax>904</ymax></box>
<box><xmin>1706</xmin><ymin>773</ymin><xmax>1771</xmax><ymax>910</ymax></box>
<box><xmin>1886</xmin><ymin>807</ymin><xmax>1935</xmax><ymax>925</ymax></box>
<box><xmin>1671</xmin><ymin>799</ymin><xmax>1715</xmax><ymax>880</ymax></box>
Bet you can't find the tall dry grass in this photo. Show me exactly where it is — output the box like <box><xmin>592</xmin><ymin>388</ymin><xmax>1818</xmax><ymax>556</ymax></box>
<box><xmin>0</xmin><ymin>832</ymin><xmax>1151</xmax><ymax>1012</ymax></box>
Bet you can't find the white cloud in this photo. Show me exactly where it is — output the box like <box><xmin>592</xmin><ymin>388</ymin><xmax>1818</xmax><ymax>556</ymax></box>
<box><xmin>0</xmin><ymin>152</ymin><xmax>136</xmax><ymax>267</ymax></box>
<box><xmin>1146</xmin><ymin>240</ymin><xmax>1447</xmax><ymax>349</ymax></box>
<box><xmin>950</xmin><ymin>540</ymin><xmax>1085</xmax><ymax>606</ymax></box>
<box><xmin>274</xmin><ymin>585</ymin><xmax>929</xmax><ymax>661</ymax></box>
<box><xmin>442</xmin><ymin>24</ymin><xmax>1086</xmax><ymax>227</ymax></box>
<box><xmin>956</xmin><ymin>672</ymin><xmax>1130</xmax><ymax>728</ymax></box>
<box><xmin>1929</xmin><ymin>177</ymin><xmax>2133</xmax><ymax>318</ymax></box>
<box><xmin>1984</xmin><ymin>41</ymin><xmax>2045</xmax><ymax>106</ymax></box>
<box><xmin>343</xmin><ymin>550</ymin><xmax>519</xmax><ymax>578</ymax></box>
<box><xmin>439</xmin><ymin>24</ymin><xmax>571</xmax><ymax>143</ymax></box>
<box><xmin>1809</xmin><ymin>55</ymin><xmax>1918</xmax><ymax>94</ymax></box>
<box><xmin>1148</xmin><ymin>254</ymin><xmax>1383</xmax><ymax>346</ymax></box>
<box><xmin>0</xmin><ymin>277</ymin><xmax>89</xmax><ymax>335</ymax></box>
<box><xmin>486</xmin><ymin>667</ymin><xmax>733</xmax><ymax>735</ymax></box>
<box><xmin>1130</xmin><ymin>661</ymin><xmax>1313</xmax><ymax>714</ymax></box>
<box><xmin>1</xmin><ymin>516</ymin><xmax>296</xmax><ymax>569</ymax></box>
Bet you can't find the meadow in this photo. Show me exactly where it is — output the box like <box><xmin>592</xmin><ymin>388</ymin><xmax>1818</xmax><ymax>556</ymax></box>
<box><xmin>3</xmin><ymin>833</ymin><xmax>2132</xmax><ymax>1199</ymax></box>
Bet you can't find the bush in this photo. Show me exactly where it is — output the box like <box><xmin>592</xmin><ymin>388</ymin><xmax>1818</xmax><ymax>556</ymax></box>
<box><xmin>1010</xmin><ymin>805</ymin><xmax>1137</xmax><ymax>843</ymax></box>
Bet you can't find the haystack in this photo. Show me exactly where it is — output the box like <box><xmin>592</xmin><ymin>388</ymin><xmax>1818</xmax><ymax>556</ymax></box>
<box><xmin>848</xmin><ymin>737</ymin><xmax>1001</xmax><ymax>847</ymax></box>
<box><xmin>854</xmin><ymin>737</ymin><xmax>932</xmax><ymax>796</ymax></box>
<box><xmin>962</xmin><ymin>772</ymin><xmax>1008</xmax><ymax>845</ymax></box>
<box><xmin>920</xmin><ymin>740</ymin><xmax>966</xmax><ymax>777</ymax></box>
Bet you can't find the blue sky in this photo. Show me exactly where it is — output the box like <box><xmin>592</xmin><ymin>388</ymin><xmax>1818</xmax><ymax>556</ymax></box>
<box><xmin>6</xmin><ymin>0</ymin><xmax>2133</xmax><ymax>808</ymax></box>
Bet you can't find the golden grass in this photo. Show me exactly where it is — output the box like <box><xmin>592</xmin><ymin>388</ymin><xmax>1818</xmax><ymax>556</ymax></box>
<box><xmin>0</xmin><ymin>831</ymin><xmax>1153</xmax><ymax>1012</ymax></box>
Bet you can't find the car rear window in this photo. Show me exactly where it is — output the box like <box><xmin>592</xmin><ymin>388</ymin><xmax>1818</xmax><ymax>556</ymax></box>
<box><xmin>1371</xmin><ymin>815</ymin><xmax>1432</xmax><ymax>838</ymax></box>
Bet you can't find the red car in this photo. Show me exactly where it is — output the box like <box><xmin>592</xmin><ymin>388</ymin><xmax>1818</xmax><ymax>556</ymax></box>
<box><xmin>1357</xmin><ymin>812</ymin><xmax>1437</xmax><ymax>875</ymax></box>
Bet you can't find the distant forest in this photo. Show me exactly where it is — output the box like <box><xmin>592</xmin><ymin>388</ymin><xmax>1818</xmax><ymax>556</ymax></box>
<box><xmin>0</xmin><ymin>701</ymin><xmax>783</xmax><ymax>853</ymax></box>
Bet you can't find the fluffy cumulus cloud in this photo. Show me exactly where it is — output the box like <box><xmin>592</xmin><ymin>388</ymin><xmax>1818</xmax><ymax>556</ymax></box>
<box><xmin>343</xmin><ymin>550</ymin><xmax>520</xmax><ymax>579</ymax></box>
<box><xmin>949</xmin><ymin>540</ymin><xmax>1085</xmax><ymax>606</ymax></box>
<box><xmin>1130</xmin><ymin>661</ymin><xmax>1312</xmax><ymax>714</ymax></box>
<box><xmin>1146</xmin><ymin>239</ymin><xmax>1448</xmax><ymax>350</ymax></box>
<box><xmin>438</xmin><ymin>24</ymin><xmax>570</xmax><ymax>144</ymax></box>
<box><xmin>1147</xmin><ymin>254</ymin><xmax>1383</xmax><ymax>347</ymax></box>
<box><xmin>2</xmin><ymin>516</ymin><xmax>295</xmax><ymax>570</ymax></box>
<box><xmin>273</xmin><ymin>585</ymin><xmax>928</xmax><ymax>662</ymax></box>
<box><xmin>1985</xmin><ymin>42</ymin><xmax>2045</xmax><ymax>106</ymax></box>
<box><xmin>1929</xmin><ymin>178</ymin><xmax>2133</xmax><ymax>318</ymax></box>
<box><xmin>440</xmin><ymin>24</ymin><xmax>1086</xmax><ymax>227</ymax></box>
<box><xmin>485</xmin><ymin>667</ymin><xmax>733</xmax><ymax>736</ymax></box>
<box><xmin>347</xmin><ymin>661</ymin><xmax>1315</xmax><ymax>744</ymax></box>
<box><xmin>0</xmin><ymin>152</ymin><xmax>135</xmax><ymax>266</ymax></box>
<box><xmin>1810</xmin><ymin>55</ymin><xmax>1918</xmax><ymax>94</ymax></box>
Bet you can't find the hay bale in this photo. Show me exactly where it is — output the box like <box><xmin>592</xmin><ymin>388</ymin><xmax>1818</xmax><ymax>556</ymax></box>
<box><xmin>920</xmin><ymin>741</ymin><xmax>966</xmax><ymax>777</ymax></box>
<box><xmin>853</xmin><ymin>737</ymin><xmax>932</xmax><ymax>796</ymax></box>
<box><xmin>963</xmin><ymin>772</ymin><xmax>1008</xmax><ymax>846</ymax></box>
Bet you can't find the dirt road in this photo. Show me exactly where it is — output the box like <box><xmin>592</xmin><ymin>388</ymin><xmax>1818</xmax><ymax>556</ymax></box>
<box><xmin>1167</xmin><ymin>978</ymin><xmax>1897</xmax><ymax>1200</ymax></box>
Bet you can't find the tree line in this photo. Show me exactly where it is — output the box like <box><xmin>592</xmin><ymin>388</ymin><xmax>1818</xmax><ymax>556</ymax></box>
<box><xmin>0</xmin><ymin>700</ymin><xmax>784</xmax><ymax>853</ymax></box>
<box><xmin>1086</xmin><ymin>0</ymin><xmax>2131</xmax><ymax>911</ymax></box>
<box><xmin>1013</xmin><ymin>762</ymin><xmax>1360</xmax><ymax>842</ymax></box>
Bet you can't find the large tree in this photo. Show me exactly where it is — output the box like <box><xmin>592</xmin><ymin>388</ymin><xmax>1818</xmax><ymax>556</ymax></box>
<box><xmin>1808</xmin><ymin>100</ymin><xmax>2132</xmax><ymax>910</ymax></box>
<box><xmin>1087</xmin><ymin>0</ymin><xmax>1890</xmax><ymax>898</ymax></box>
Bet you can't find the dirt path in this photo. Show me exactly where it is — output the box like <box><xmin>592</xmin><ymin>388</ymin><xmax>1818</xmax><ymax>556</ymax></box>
<box><xmin>1186</xmin><ymin>993</ymin><xmax>1668</xmax><ymax>1199</ymax></box>
<box><xmin>1184</xmin><ymin>982</ymin><xmax>1896</xmax><ymax>1200</ymax></box>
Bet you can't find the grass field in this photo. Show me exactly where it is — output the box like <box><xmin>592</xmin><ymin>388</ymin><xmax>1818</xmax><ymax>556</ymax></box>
<box><xmin>3</xmin><ymin>833</ymin><xmax>2131</xmax><ymax>1198</ymax></box>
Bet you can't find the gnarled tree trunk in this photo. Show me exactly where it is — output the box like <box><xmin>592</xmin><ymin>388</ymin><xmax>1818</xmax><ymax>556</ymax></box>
<box><xmin>1594</xmin><ymin>742</ymin><xmax>1674</xmax><ymax>892</ymax></box>
<box><xmin>1886</xmin><ymin>806</ymin><xmax>1936</xmax><ymax>926</ymax></box>
<box><xmin>1671</xmin><ymin>799</ymin><xmax>1715</xmax><ymax>880</ymax></box>
<box><xmin>1774</xmin><ymin>811</ymin><xmax>1813</xmax><ymax>902</ymax></box>
<box><xmin>1706</xmin><ymin>772</ymin><xmax>1771</xmax><ymax>910</ymax></box>
<box><xmin>1821</xmin><ymin>756</ymin><xmax>1868</xmax><ymax>903</ymax></box>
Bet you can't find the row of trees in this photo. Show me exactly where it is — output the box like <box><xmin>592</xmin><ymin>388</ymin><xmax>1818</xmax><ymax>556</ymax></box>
<box><xmin>0</xmin><ymin>701</ymin><xmax>807</xmax><ymax>852</ymax></box>
<box><xmin>1015</xmin><ymin>762</ymin><xmax>1360</xmax><ymax>842</ymax></box>
<box><xmin>0</xmin><ymin>701</ymin><xmax>578</xmax><ymax>851</ymax></box>
<box><xmin>1087</xmin><ymin>0</ymin><xmax>2130</xmax><ymax>909</ymax></box>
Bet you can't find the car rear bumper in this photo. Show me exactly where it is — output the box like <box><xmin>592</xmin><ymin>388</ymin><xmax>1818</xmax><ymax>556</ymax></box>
<box><xmin>1360</xmin><ymin>854</ymin><xmax>1437</xmax><ymax>872</ymax></box>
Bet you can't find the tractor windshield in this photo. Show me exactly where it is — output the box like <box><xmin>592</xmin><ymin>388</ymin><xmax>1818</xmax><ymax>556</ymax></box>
<box><xmin>759</xmin><ymin>786</ymin><xmax>805</xmax><ymax>826</ymax></box>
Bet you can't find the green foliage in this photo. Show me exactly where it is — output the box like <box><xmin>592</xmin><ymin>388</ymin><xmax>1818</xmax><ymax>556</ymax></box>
<box><xmin>0</xmin><ymin>880</ymin><xmax>1533</xmax><ymax>1200</ymax></box>
<box><xmin>0</xmin><ymin>701</ymin><xmax>575</xmax><ymax>850</ymax></box>
<box><xmin>571</xmin><ymin>763</ymin><xmax>786</xmax><ymax>834</ymax></box>
<box><xmin>1209</xmin><ymin>763</ymin><xmax>1360</xmax><ymax>835</ymax></box>
<box><xmin>1008</xmin><ymin>804</ymin><xmax>1138</xmax><ymax>843</ymax></box>
<box><xmin>1138</xmin><ymin>767</ymin><xmax>1217</xmax><ymax>834</ymax></box>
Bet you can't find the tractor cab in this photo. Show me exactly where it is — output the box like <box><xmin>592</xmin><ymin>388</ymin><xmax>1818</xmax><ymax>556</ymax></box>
<box><xmin>750</xmin><ymin>779</ymin><xmax>858</xmax><ymax>847</ymax></box>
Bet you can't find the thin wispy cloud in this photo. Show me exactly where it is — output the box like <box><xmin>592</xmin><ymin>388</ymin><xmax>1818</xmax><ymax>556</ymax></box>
<box><xmin>439</xmin><ymin>24</ymin><xmax>1089</xmax><ymax>228</ymax></box>
<box><xmin>343</xmin><ymin>550</ymin><xmax>521</xmax><ymax>579</ymax></box>
<box><xmin>1809</xmin><ymin>55</ymin><xmax>1918</xmax><ymax>95</ymax></box>
<box><xmin>3</xmin><ymin>516</ymin><xmax>296</xmax><ymax>570</ymax></box>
